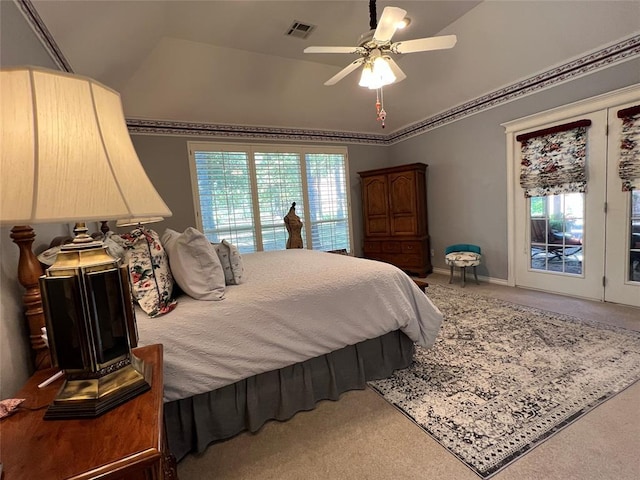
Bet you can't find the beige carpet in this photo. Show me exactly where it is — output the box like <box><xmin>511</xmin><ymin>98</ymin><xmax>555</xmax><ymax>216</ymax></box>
<box><xmin>178</xmin><ymin>273</ymin><xmax>640</xmax><ymax>480</ymax></box>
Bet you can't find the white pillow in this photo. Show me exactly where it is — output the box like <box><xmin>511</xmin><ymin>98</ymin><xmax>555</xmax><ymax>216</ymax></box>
<box><xmin>162</xmin><ymin>228</ymin><xmax>226</xmax><ymax>301</ymax></box>
<box><xmin>213</xmin><ymin>239</ymin><xmax>245</xmax><ymax>285</ymax></box>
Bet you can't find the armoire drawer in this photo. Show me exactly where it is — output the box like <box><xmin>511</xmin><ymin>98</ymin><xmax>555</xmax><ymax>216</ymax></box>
<box><xmin>392</xmin><ymin>253</ymin><xmax>424</xmax><ymax>266</ymax></box>
<box><xmin>363</xmin><ymin>241</ymin><xmax>382</xmax><ymax>253</ymax></box>
<box><xmin>382</xmin><ymin>241</ymin><xmax>402</xmax><ymax>253</ymax></box>
<box><xmin>400</xmin><ymin>241</ymin><xmax>424</xmax><ymax>253</ymax></box>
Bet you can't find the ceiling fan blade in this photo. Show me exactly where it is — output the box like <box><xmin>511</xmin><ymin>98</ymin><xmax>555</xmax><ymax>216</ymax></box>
<box><xmin>304</xmin><ymin>46</ymin><xmax>362</xmax><ymax>54</ymax></box>
<box><xmin>324</xmin><ymin>58</ymin><xmax>365</xmax><ymax>86</ymax></box>
<box><xmin>386</xmin><ymin>57</ymin><xmax>406</xmax><ymax>84</ymax></box>
<box><xmin>392</xmin><ymin>35</ymin><xmax>457</xmax><ymax>54</ymax></box>
<box><xmin>373</xmin><ymin>6</ymin><xmax>407</xmax><ymax>44</ymax></box>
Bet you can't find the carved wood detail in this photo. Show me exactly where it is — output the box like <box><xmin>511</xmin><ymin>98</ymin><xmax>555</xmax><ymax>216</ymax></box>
<box><xmin>10</xmin><ymin>225</ymin><xmax>51</xmax><ymax>370</ymax></box>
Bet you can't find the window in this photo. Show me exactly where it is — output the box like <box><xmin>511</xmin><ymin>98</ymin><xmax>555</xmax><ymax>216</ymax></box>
<box><xmin>188</xmin><ymin>142</ymin><xmax>351</xmax><ymax>253</ymax></box>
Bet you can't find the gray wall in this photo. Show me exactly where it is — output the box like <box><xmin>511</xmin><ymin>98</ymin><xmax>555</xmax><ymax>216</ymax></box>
<box><xmin>389</xmin><ymin>59</ymin><xmax>640</xmax><ymax>279</ymax></box>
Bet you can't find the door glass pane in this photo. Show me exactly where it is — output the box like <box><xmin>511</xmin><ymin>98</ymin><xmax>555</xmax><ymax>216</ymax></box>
<box><xmin>630</xmin><ymin>190</ymin><xmax>640</xmax><ymax>282</ymax></box>
<box><xmin>530</xmin><ymin>193</ymin><xmax>584</xmax><ymax>275</ymax></box>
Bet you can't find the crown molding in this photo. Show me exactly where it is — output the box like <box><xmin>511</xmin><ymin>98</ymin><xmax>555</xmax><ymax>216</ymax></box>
<box><xmin>19</xmin><ymin>0</ymin><xmax>640</xmax><ymax>146</ymax></box>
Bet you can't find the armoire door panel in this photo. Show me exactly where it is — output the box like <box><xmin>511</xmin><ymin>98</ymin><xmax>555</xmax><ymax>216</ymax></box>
<box><xmin>388</xmin><ymin>172</ymin><xmax>417</xmax><ymax>215</ymax></box>
<box><xmin>363</xmin><ymin>175</ymin><xmax>390</xmax><ymax>236</ymax></box>
<box><xmin>391</xmin><ymin>215</ymin><xmax>418</xmax><ymax>235</ymax></box>
<box><xmin>363</xmin><ymin>176</ymin><xmax>389</xmax><ymax>216</ymax></box>
<box><xmin>367</xmin><ymin>217</ymin><xmax>391</xmax><ymax>235</ymax></box>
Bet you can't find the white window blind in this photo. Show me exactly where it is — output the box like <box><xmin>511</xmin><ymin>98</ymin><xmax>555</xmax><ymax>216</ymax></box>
<box><xmin>189</xmin><ymin>143</ymin><xmax>351</xmax><ymax>253</ymax></box>
<box><xmin>306</xmin><ymin>153</ymin><xmax>350</xmax><ymax>251</ymax></box>
<box><xmin>194</xmin><ymin>150</ymin><xmax>256</xmax><ymax>251</ymax></box>
<box><xmin>254</xmin><ymin>151</ymin><xmax>304</xmax><ymax>251</ymax></box>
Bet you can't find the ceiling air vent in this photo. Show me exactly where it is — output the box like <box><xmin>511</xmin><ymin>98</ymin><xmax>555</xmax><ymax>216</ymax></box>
<box><xmin>286</xmin><ymin>21</ymin><xmax>315</xmax><ymax>39</ymax></box>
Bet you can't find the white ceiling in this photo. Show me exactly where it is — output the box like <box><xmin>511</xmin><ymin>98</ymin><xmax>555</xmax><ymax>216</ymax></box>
<box><xmin>29</xmin><ymin>1</ymin><xmax>640</xmax><ymax>135</ymax></box>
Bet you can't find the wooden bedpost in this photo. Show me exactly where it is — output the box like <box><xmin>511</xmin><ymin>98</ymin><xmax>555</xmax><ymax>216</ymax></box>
<box><xmin>10</xmin><ymin>225</ymin><xmax>51</xmax><ymax>370</ymax></box>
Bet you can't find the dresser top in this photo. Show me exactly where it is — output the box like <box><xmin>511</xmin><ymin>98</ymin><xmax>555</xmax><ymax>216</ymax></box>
<box><xmin>358</xmin><ymin>162</ymin><xmax>428</xmax><ymax>177</ymax></box>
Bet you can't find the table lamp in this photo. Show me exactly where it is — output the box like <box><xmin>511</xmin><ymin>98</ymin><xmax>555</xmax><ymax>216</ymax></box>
<box><xmin>0</xmin><ymin>66</ymin><xmax>172</xmax><ymax>418</ymax></box>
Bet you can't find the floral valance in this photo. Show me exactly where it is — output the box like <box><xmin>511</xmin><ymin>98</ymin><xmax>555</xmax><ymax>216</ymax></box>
<box><xmin>617</xmin><ymin>105</ymin><xmax>640</xmax><ymax>191</ymax></box>
<box><xmin>517</xmin><ymin>120</ymin><xmax>591</xmax><ymax>198</ymax></box>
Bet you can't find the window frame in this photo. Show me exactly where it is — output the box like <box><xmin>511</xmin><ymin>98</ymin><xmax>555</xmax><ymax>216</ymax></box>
<box><xmin>187</xmin><ymin>141</ymin><xmax>353</xmax><ymax>253</ymax></box>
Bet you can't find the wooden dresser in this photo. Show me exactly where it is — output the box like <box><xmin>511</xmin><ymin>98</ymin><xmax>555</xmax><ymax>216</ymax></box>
<box><xmin>359</xmin><ymin>163</ymin><xmax>432</xmax><ymax>277</ymax></box>
<box><xmin>0</xmin><ymin>344</ymin><xmax>177</xmax><ymax>479</ymax></box>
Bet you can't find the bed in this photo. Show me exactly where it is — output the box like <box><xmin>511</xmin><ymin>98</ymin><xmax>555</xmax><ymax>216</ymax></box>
<box><xmin>15</xmin><ymin>229</ymin><xmax>443</xmax><ymax>462</ymax></box>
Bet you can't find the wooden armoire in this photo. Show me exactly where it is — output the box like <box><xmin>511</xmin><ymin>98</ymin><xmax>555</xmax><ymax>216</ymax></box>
<box><xmin>359</xmin><ymin>163</ymin><xmax>432</xmax><ymax>277</ymax></box>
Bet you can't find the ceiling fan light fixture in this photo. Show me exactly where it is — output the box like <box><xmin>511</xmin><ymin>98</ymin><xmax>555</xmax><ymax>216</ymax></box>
<box><xmin>359</xmin><ymin>56</ymin><xmax>396</xmax><ymax>90</ymax></box>
<box><xmin>304</xmin><ymin>5</ymin><xmax>456</xmax><ymax>89</ymax></box>
<box><xmin>358</xmin><ymin>63</ymin><xmax>376</xmax><ymax>88</ymax></box>
<box><xmin>303</xmin><ymin>3</ymin><xmax>456</xmax><ymax>127</ymax></box>
<box><xmin>396</xmin><ymin>17</ymin><xmax>411</xmax><ymax>29</ymax></box>
<box><xmin>371</xmin><ymin>56</ymin><xmax>396</xmax><ymax>87</ymax></box>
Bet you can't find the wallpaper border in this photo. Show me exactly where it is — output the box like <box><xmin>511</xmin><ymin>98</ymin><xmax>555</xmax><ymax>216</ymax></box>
<box><xmin>388</xmin><ymin>34</ymin><xmax>640</xmax><ymax>144</ymax></box>
<box><xmin>124</xmin><ymin>119</ymin><xmax>389</xmax><ymax>145</ymax></box>
<box><xmin>16</xmin><ymin>0</ymin><xmax>640</xmax><ymax>146</ymax></box>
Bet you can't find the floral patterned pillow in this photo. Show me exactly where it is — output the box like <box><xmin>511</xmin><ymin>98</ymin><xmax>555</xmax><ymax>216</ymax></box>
<box><xmin>213</xmin><ymin>240</ymin><xmax>245</xmax><ymax>285</ymax></box>
<box><xmin>119</xmin><ymin>228</ymin><xmax>177</xmax><ymax>317</ymax></box>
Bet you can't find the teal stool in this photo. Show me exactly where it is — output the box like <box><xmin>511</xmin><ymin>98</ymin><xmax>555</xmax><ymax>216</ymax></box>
<box><xmin>445</xmin><ymin>244</ymin><xmax>481</xmax><ymax>287</ymax></box>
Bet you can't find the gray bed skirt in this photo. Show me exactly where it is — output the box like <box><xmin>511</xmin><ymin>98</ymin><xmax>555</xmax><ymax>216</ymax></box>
<box><xmin>165</xmin><ymin>330</ymin><xmax>414</xmax><ymax>461</ymax></box>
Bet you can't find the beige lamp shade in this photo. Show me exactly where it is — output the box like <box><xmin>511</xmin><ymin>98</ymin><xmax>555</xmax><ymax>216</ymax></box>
<box><xmin>0</xmin><ymin>66</ymin><xmax>171</xmax><ymax>225</ymax></box>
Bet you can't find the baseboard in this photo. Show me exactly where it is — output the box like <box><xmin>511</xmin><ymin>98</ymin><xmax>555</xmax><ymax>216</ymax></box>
<box><xmin>430</xmin><ymin>267</ymin><xmax>509</xmax><ymax>287</ymax></box>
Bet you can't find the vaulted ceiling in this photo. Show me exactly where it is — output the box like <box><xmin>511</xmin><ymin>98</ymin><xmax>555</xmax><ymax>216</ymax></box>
<box><xmin>28</xmin><ymin>1</ymin><xmax>640</xmax><ymax>136</ymax></box>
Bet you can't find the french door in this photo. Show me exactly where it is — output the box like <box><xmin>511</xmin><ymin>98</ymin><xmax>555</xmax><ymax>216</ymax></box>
<box><xmin>604</xmin><ymin>99</ymin><xmax>640</xmax><ymax>305</ymax></box>
<box><xmin>513</xmin><ymin>110</ymin><xmax>607</xmax><ymax>301</ymax></box>
<box><xmin>506</xmin><ymin>86</ymin><xmax>640</xmax><ymax>307</ymax></box>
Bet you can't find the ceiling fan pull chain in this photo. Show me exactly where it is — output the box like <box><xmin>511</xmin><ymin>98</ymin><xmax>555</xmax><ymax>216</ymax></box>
<box><xmin>376</xmin><ymin>87</ymin><xmax>386</xmax><ymax>128</ymax></box>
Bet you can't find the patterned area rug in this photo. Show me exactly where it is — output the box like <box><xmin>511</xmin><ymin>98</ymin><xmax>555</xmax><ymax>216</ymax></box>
<box><xmin>369</xmin><ymin>284</ymin><xmax>640</xmax><ymax>478</ymax></box>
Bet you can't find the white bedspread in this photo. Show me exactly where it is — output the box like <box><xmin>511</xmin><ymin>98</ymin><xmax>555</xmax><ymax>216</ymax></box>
<box><xmin>137</xmin><ymin>250</ymin><xmax>443</xmax><ymax>402</ymax></box>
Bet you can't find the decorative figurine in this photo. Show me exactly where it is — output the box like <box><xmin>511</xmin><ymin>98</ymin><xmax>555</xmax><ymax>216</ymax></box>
<box><xmin>284</xmin><ymin>202</ymin><xmax>303</xmax><ymax>249</ymax></box>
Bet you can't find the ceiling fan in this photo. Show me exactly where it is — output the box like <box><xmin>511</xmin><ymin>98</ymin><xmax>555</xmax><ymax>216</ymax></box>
<box><xmin>304</xmin><ymin>2</ymin><xmax>457</xmax><ymax>88</ymax></box>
